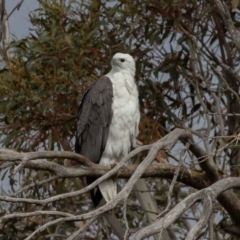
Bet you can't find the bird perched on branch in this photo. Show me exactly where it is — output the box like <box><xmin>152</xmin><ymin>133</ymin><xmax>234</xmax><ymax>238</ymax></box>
<box><xmin>75</xmin><ymin>53</ymin><xmax>140</xmax><ymax>207</ymax></box>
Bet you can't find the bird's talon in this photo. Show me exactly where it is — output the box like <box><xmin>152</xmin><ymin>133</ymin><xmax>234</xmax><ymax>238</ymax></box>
<box><xmin>110</xmin><ymin>160</ymin><xmax>117</xmax><ymax>168</ymax></box>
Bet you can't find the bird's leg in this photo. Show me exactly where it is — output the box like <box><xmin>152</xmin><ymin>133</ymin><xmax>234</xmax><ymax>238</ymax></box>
<box><xmin>132</xmin><ymin>139</ymin><xmax>143</xmax><ymax>148</ymax></box>
<box><xmin>109</xmin><ymin>159</ymin><xmax>118</xmax><ymax>180</ymax></box>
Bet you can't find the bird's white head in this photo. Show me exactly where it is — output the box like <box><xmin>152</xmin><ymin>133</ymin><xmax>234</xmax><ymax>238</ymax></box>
<box><xmin>110</xmin><ymin>53</ymin><xmax>135</xmax><ymax>77</ymax></box>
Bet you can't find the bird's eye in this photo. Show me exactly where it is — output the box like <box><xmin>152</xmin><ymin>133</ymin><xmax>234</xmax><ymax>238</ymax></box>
<box><xmin>120</xmin><ymin>59</ymin><xmax>125</xmax><ymax>62</ymax></box>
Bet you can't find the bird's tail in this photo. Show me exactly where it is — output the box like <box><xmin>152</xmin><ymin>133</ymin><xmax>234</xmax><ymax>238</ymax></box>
<box><xmin>98</xmin><ymin>179</ymin><xmax>117</xmax><ymax>202</ymax></box>
<box><xmin>99</xmin><ymin>156</ymin><xmax>117</xmax><ymax>202</ymax></box>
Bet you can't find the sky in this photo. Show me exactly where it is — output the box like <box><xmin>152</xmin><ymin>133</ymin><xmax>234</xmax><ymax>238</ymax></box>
<box><xmin>6</xmin><ymin>0</ymin><xmax>39</xmax><ymax>38</ymax></box>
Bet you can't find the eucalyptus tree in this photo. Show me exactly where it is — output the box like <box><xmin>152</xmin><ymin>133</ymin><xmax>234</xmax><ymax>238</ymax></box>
<box><xmin>1</xmin><ymin>0</ymin><xmax>240</xmax><ymax>239</ymax></box>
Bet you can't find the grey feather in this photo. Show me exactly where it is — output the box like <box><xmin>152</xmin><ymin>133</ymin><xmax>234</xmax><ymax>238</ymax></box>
<box><xmin>75</xmin><ymin>76</ymin><xmax>113</xmax><ymax>207</ymax></box>
<box><xmin>75</xmin><ymin>76</ymin><xmax>113</xmax><ymax>163</ymax></box>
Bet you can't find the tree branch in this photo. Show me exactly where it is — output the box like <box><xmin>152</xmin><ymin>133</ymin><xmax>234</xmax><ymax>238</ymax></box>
<box><xmin>220</xmin><ymin>222</ymin><xmax>240</xmax><ymax>237</ymax></box>
<box><xmin>213</xmin><ymin>0</ymin><xmax>240</xmax><ymax>53</ymax></box>
<box><xmin>188</xmin><ymin>137</ymin><xmax>240</xmax><ymax>224</ymax></box>
<box><xmin>66</xmin><ymin>216</ymin><xmax>98</xmax><ymax>240</ymax></box>
<box><xmin>1</xmin><ymin>210</ymin><xmax>74</xmax><ymax>224</ymax></box>
<box><xmin>133</xmin><ymin>177</ymin><xmax>240</xmax><ymax>239</ymax></box>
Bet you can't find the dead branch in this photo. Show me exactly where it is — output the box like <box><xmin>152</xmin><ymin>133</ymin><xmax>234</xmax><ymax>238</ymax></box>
<box><xmin>5</xmin><ymin>0</ymin><xmax>24</xmax><ymax>20</ymax></box>
<box><xmin>1</xmin><ymin>160</ymin><xmax>206</xmax><ymax>189</ymax></box>
<box><xmin>0</xmin><ymin>162</ymin><xmax>204</xmax><ymax>205</ymax></box>
<box><xmin>0</xmin><ymin>148</ymin><xmax>93</xmax><ymax>166</ymax></box>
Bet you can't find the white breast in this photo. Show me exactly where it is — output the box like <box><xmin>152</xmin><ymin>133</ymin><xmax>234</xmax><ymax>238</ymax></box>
<box><xmin>102</xmin><ymin>71</ymin><xmax>140</xmax><ymax>161</ymax></box>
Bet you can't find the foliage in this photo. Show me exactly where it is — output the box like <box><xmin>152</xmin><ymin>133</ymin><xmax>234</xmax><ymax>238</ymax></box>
<box><xmin>1</xmin><ymin>0</ymin><xmax>240</xmax><ymax>239</ymax></box>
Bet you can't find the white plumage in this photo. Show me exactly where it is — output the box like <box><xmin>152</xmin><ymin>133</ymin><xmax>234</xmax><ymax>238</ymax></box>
<box><xmin>98</xmin><ymin>53</ymin><xmax>140</xmax><ymax>202</ymax></box>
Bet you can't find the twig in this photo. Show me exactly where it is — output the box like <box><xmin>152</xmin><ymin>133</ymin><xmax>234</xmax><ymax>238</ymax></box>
<box><xmin>157</xmin><ymin>142</ymin><xmax>190</xmax><ymax>218</ymax></box>
<box><xmin>66</xmin><ymin>216</ymin><xmax>98</xmax><ymax>240</ymax></box>
<box><xmin>123</xmin><ymin>199</ymin><xmax>129</xmax><ymax>240</ymax></box>
<box><xmin>9</xmin><ymin>176</ymin><xmax>59</xmax><ymax>197</ymax></box>
<box><xmin>209</xmin><ymin>213</ymin><xmax>214</xmax><ymax>240</ymax></box>
<box><xmin>5</xmin><ymin>0</ymin><xmax>24</xmax><ymax>20</ymax></box>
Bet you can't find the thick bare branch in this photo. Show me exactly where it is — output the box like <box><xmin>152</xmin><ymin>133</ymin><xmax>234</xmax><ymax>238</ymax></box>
<box><xmin>0</xmin><ymin>148</ymin><xmax>93</xmax><ymax>166</ymax></box>
<box><xmin>23</xmin><ymin>161</ymin><xmax>207</xmax><ymax>187</ymax></box>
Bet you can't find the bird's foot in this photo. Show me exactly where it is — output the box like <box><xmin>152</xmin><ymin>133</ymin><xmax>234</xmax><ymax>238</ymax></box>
<box><xmin>109</xmin><ymin>160</ymin><xmax>117</xmax><ymax>168</ymax></box>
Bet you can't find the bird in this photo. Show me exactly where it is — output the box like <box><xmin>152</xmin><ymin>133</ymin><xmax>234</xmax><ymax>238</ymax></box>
<box><xmin>75</xmin><ymin>53</ymin><xmax>140</xmax><ymax>207</ymax></box>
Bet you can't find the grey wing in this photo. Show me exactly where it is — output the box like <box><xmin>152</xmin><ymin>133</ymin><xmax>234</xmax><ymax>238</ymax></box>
<box><xmin>75</xmin><ymin>76</ymin><xmax>113</xmax><ymax>164</ymax></box>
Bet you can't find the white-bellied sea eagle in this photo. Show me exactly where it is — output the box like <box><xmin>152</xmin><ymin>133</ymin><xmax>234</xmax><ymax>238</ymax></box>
<box><xmin>75</xmin><ymin>53</ymin><xmax>140</xmax><ymax>207</ymax></box>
